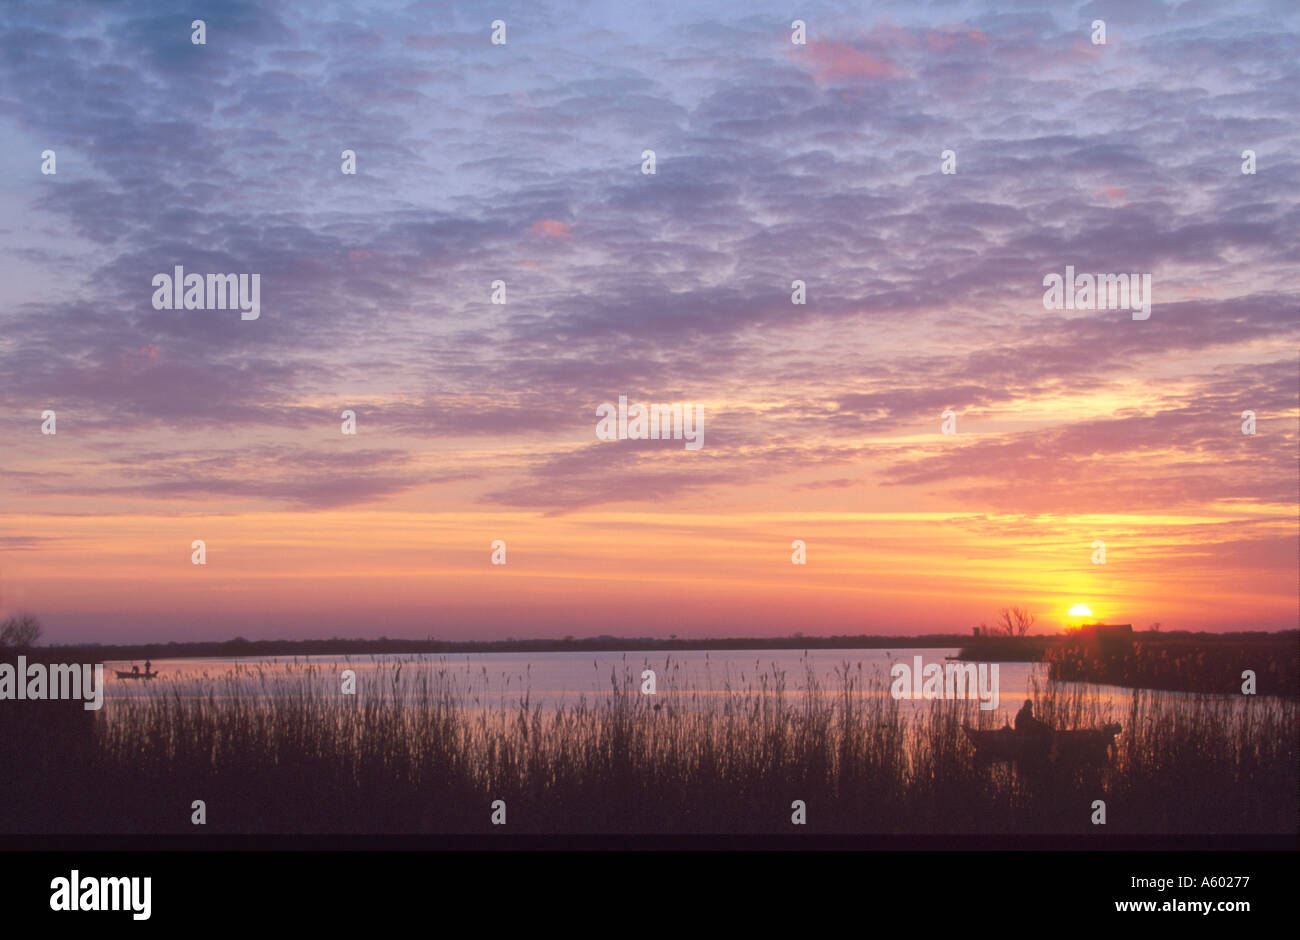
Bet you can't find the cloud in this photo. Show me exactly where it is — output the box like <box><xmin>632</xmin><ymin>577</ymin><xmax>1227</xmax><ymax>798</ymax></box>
<box><xmin>800</xmin><ymin>39</ymin><xmax>907</xmax><ymax>82</ymax></box>
<box><xmin>528</xmin><ymin>218</ymin><xmax>572</xmax><ymax>238</ymax></box>
<box><xmin>0</xmin><ymin>0</ymin><xmax>1294</xmax><ymax>523</ymax></box>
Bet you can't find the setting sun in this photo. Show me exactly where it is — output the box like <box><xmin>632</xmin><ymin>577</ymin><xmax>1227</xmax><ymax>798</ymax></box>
<box><xmin>1068</xmin><ymin>604</ymin><xmax>1093</xmax><ymax>618</ymax></box>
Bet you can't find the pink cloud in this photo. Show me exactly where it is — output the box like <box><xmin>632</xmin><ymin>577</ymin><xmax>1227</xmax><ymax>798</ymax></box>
<box><xmin>111</xmin><ymin>344</ymin><xmax>160</xmax><ymax>375</ymax></box>
<box><xmin>925</xmin><ymin>27</ymin><xmax>989</xmax><ymax>52</ymax></box>
<box><xmin>1069</xmin><ymin>38</ymin><xmax>1104</xmax><ymax>61</ymax></box>
<box><xmin>529</xmin><ymin>219</ymin><xmax>572</xmax><ymax>239</ymax></box>
<box><xmin>802</xmin><ymin>40</ymin><xmax>905</xmax><ymax>83</ymax></box>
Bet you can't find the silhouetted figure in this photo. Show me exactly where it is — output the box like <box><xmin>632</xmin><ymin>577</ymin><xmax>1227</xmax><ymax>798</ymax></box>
<box><xmin>131</xmin><ymin>665</ymin><xmax>139</xmax><ymax>675</ymax></box>
<box><xmin>145</xmin><ymin>660</ymin><xmax>152</xmax><ymax>675</ymax></box>
<box><xmin>1015</xmin><ymin>699</ymin><xmax>1049</xmax><ymax>735</ymax></box>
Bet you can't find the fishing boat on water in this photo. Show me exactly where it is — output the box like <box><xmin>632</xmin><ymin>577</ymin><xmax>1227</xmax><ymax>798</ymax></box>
<box><xmin>114</xmin><ymin>669</ymin><xmax>159</xmax><ymax>680</ymax></box>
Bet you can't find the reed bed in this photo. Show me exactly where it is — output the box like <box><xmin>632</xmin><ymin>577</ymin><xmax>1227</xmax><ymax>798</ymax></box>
<box><xmin>1044</xmin><ymin>634</ymin><xmax>1299</xmax><ymax>695</ymax></box>
<box><xmin>14</xmin><ymin>656</ymin><xmax>1296</xmax><ymax>834</ymax></box>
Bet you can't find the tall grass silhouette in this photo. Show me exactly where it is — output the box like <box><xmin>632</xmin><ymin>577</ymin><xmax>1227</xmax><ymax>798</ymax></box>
<box><xmin>12</xmin><ymin>655</ymin><xmax>1294</xmax><ymax>834</ymax></box>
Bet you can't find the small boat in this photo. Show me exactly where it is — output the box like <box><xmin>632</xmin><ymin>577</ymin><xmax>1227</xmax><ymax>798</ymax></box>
<box><xmin>114</xmin><ymin>670</ymin><xmax>159</xmax><ymax>680</ymax></box>
<box><xmin>964</xmin><ymin>723</ymin><xmax>1120</xmax><ymax>765</ymax></box>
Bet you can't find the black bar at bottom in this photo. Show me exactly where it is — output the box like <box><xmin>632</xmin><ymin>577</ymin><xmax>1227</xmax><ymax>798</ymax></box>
<box><xmin>1</xmin><ymin>843</ymin><xmax>1292</xmax><ymax>926</ymax></box>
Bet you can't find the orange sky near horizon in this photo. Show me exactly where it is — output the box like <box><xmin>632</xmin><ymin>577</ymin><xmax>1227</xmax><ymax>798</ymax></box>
<box><xmin>4</xmin><ymin>483</ymin><xmax>1294</xmax><ymax>642</ymax></box>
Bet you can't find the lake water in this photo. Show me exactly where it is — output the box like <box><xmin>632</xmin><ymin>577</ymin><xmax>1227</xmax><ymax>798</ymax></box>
<box><xmin>100</xmin><ymin>648</ymin><xmax>1154</xmax><ymax>723</ymax></box>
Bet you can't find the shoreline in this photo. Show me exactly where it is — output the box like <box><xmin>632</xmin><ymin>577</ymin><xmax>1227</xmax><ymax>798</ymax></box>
<box><xmin>32</xmin><ymin>627</ymin><xmax>1298</xmax><ymax>664</ymax></box>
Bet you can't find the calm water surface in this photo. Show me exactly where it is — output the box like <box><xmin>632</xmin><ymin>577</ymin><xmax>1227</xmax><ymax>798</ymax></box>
<box><xmin>100</xmin><ymin>648</ymin><xmax>1159</xmax><ymax>722</ymax></box>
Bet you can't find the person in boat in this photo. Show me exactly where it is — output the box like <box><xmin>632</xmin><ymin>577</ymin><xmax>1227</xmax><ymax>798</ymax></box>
<box><xmin>145</xmin><ymin>660</ymin><xmax>152</xmax><ymax>675</ymax></box>
<box><xmin>1015</xmin><ymin>699</ymin><xmax>1050</xmax><ymax>735</ymax></box>
<box><xmin>131</xmin><ymin>665</ymin><xmax>139</xmax><ymax>676</ymax></box>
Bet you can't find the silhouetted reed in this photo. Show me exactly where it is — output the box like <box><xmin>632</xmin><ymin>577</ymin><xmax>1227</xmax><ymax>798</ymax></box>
<box><xmin>1046</xmin><ymin>635</ymin><xmax>1298</xmax><ymax>696</ymax></box>
<box><xmin>7</xmin><ymin>655</ymin><xmax>1294</xmax><ymax>834</ymax></box>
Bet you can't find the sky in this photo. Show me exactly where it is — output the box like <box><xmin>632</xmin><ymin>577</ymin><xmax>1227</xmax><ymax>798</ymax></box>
<box><xmin>0</xmin><ymin>0</ymin><xmax>1297</xmax><ymax>644</ymax></box>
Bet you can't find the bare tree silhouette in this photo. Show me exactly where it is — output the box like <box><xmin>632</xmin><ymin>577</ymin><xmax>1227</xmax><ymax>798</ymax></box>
<box><xmin>993</xmin><ymin>606</ymin><xmax>1036</xmax><ymax>637</ymax></box>
<box><xmin>0</xmin><ymin>613</ymin><xmax>43</xmax><ymax>649</ymax></box>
